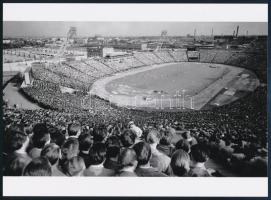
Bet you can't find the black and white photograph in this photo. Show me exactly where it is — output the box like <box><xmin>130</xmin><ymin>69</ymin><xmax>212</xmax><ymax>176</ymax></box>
<box><xmin>2</xmin><ymin>3</ymin><xmax>268</xmax><ymax>197</ymax></box>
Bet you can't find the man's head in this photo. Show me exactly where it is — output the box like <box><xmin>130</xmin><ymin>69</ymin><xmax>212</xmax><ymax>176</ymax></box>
<box><xmin>32</xmin><ymin>123</ymin><xmax>50</xmax><ymax>149</ymax></box>
<box><xmin>118</xmin><ymin>148</ymin><xmax>137</xmax><ymax>169</ymax></box>
<box><xmin>49</xmin><ymin>127</ymin><xmax>66</xmax><ymax>147</ymax></box>
<box><xmin>61</xmin><ymin>138</ymin><xmax>79</xmax><ymax>161</ymax></box>
<box><xmin>23</xmin><ymin>157</ymin><xmax>52</xmax><ymax>176</ymax></box>
<box><xmin>5</xmin><ymin>155</ymin><xmax>31</xmax><ymax>176</ymax></box>
<box><xmin>78</xmin><ymin>133</ymin><xmax>93</xmax><ymax>152</ymax></box>
<box><xmin>182</xmin><ymin>131</ymin><xmax>192</xmax><ymax>141</ymax></box>
<box><xmin>6</xmin><ymin>130</ymin><xmax>29</xmax><ymax>153</ymax></box>
<box><xmin>133</xmin><ymin>142</ymin><xmax>152</xmax><ymax>166</ymax></box>
<box><xmin>105</xmin><ymin>136</ymin><xmax>121</xmax><ymax>148</ymax></box>
<box><xmin>41</xmin><ymin>143</ymin><xmax>61</xmax><ymax>166</ymax></box>
<box><xmin>191</xmin><ymin>144</ymin><xmax>209</xmax><ymax>163</ymax></box>
<box><xmin>93</xmin><ymin>125</ymin><xmax>108</xmax><ymax>142</ymax></box>
<box><xmin>159</xmin><ymin>135</ymin><xmax>171</xmax><ymax>146</ymax></box>
<box><xmin>120</xmin><ymin>129</ymin><xmax>136</xmax><ymax>148</ymax></box>
<box><xmin>106</xmin><ymin>146</ymin><xmax>120</xmax><ymax>160</ymax></box>
<box><xmin>63</xmin><ymin>156</ymin><xmax>86</xmax><ymax>176</ymax></box>
<box><xmin>128</xmin><ymin>121</ymin><xmax>134</xmax><ymax>128</ymax></box>
<box><xmin>170</xmin><ymin>149</ymin><xmax>190</xmax><ymax>176</ymax></box>
<box><xmin>145</xmin><ymin>129</ymin><xmax>160</xmax><ymax>144</ymax></box>
<box><xmin>175</xmin><ymin>139</ymin><xmax>191</xmax><ymax>153</ymax></box>
<box><xmin>89</xmin><ymin>142</ymin><xmax>107</xmax><ymax>165</ymax></box>
<box><xmin>68</xmin><ymin>123</ymin><xmax>82</xmax><ymax>138</ymax></box>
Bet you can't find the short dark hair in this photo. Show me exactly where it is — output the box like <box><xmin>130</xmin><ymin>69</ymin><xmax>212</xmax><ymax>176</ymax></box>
<box><xmin>41</xmin><ymin>143</ymin><xmax>60</xmax><ymax>166</ymax></box>
<box><xmin>225</xmin><ymin>139</ymin><xmax>231</xmax><ymax>146</ymax></box>
<box><xmin>120</xmin><ymin>129</ymin><xmax>136</xmax><ymax>147</ymax></box>
<box><xmin>6</xmin><ymin>130</ymin><xmax>28</xmax><ymax>152</ymax></box>
<box><xmin>5</xmin><ymin>156</ymin><xmax>31</xmax><ymax>176</ymax></box>
<box><xmin>63</xmin><ymin>156</ymin><xmax>85</xmax><ymax>176</ymax></box>
<box><xmin>133</xmin><ymin>142</ymin><xmax>151</xmax><ymax>166</ymax></box>
<box><xmin>182</xmin><ymin>131</ymin><xmax>191</xmax><ymax>140</ymax></box>
<box><xmin>61</xmin><ymin>138</ymin><xmax>79</xmax><ymax>160</ymax></box>
<box><xmin>68</xmin><ymin>123</ymin><xmax>81</xmax><ymax>136</ymax></box>
<box><xmin>191</xmin><ymin>144</ymin><xmax>209</xmax><ymax>163</ymax></box>
<box><xmin>33</xmin><ymin>123</ymin><xmax>48</xmax><ymax>136</ymax></box>
<box><xmin>49</xmin><ymin>127</ymin><xmax>66</xmax><ymax>147</ymax></box>
<box><xmin>32</xmin><ymin>123</ymin><xmax>50</xmax><ymax>149</ymax></box>
<box><xmin>78</xmin><ymin>133</ymin><xmax>93</xmax><ymax>151</ymax></box>
<box><xmin>160</xmin><ymin>129</ymin><xmax>173</xmax><ymax>145</ymax></box>
<box><xmin>106</xmin><ymin>146</ymin><xmax>120</xmax><ymax>159</ymax></box>
<box><xmin>159</xmin><ymin>136</ymin><xmax>171</xmax><ymax>145</ymax></box>
<box><xmin>105</xmin><ymin>136</ymin><xmax>121</xmax><ymax>148</ymax></box>
<box><xmin>119</xmin><ymin>148</ymin><xmax>137</xmax><ymax>168</ymax></box>
<box><xmin>170</xmin><ymin>149</ymin><xmax>190</xmax><ymax>176</ymax></box>
<box><xmin>175</xmin><ymin>139</ymin><xmax>191</xmax><ymax>153</ymax></box>
<box><xmin>93</xmin><ymin>125</ymin><xmax>107</xmax><ymax>142</ymax></box>
<box><xmin>89</xmin><ymin>142</ymin><xmax>106</xmax><ymax>165</ymax></box>
<box><xmin>23</xmin><ymin>157</ymin><xmax>52</xmax><ymax>176</ymax></box>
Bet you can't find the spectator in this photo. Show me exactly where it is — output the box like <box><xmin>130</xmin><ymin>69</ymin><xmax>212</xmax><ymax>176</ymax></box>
<box><xmin>49</xmin><ymin>127</ymin><xmax>66</xmax><ymax>147</ymax></box>
<box><xmin>84</xmin><ymin>143</ymin><xmax>114</xmax><ymax>176</ymax></box>
<box><xmin>117</xmin><ymin>148</ymin><xmax>138</xmax><ymax>177</ymax></box>
<box><xmin>78</xmin><ymin>133</ymin><xmax>93</xmax><ymax>168</ymax></box>
<box><xmin>120</xmin><ymin>129</ymin><xmax>136</xmax><ymax>148</ymax></box>
<box><xmin>103</xmin><ymin>146</ymin><xmax>121</xmax><ymax>171</ymax></box>
<box><xmin>146</xmin><ymin>129</ymin><xmax>171</xmax><ymax>174</ymax></box>
<box><xmin>128</xmin><ymin>121</ymin><xmax>143</xmax><ymax>141</ymax></box>
<box><xmin>156</xmin><ymin>132</ymin><xmax>174</xmax><ymax>157</ymax></box>
<box><xmin>41</xmin><ymin>143</ymin><xmax>65</xmax><ymax>176</ymax></box>
<box><xmin>5</xmin><ymin>129</ymin><xmax>30</xmax><ymax>159</ymax></box>
<box><xmin>67</xmin><ymin>123</ymin><xmax>82</xmax><ymax>139</ymax></box>
<box><xmin>93</xmin><ymin>125</ymin><xmax>108</xmax><ymax>143</ymax></box>
<box><xmin>133</xmin><ymin>142</ymin><xmax>167</xmax><ymax>177</ymax></box>
<box><xmin>5</xmin><ymin>130</ymin><xmax>32</xmax><ymax>174</ymax></box>
<box><xmin>105</xmin><ymin>135</ymin><xmax>121</xmax><ymax>148</ymax></box>
<box><xmin>189</xmin><ymin>144</ymin><xmax>213</xmax><ymax>177</ymax></box>
<box><xmin>182</xmin><ymin>131</ymin><xmax>197</xmax><ymax>147</ymax></box>
<box><xmin>29</xmin><ymin>123</ymin><xmax>51</xmax><ymax>159</ymax></box>
<box><xmin>60</xmin><ymin>138</ymin><xmax>80</xmax><ymax>171</ymax></box>
<box><xmin>4</xmin><ymin>155</ymin><xmax>31</xmax><ymax>176</ymax></box>
<box><xmin>63</xmin><ymin>156</ymin><xmax>86</xmax><ymax>176</ymax></box>
<box><xmin>175</xmin><ymin>139</ymin><xmax>191</xmax><ymax>153</ymax></box>
<box><xmin>23</xmin><ymin>157</ymin><xmax>52</xmax><ymax>176</ymax></box>
<box><xmin>170</xmin><ymin>149</ymin><xmax>190</xmax><ymax>177</ymax></box>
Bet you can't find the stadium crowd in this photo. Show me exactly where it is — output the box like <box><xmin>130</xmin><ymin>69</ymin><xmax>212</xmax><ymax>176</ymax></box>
<box><xmin>3</xmin><ymin>84</ymin><xmax>267</xmax><ymax>177</ymax></box>
<box><xmin>3</xmin><ymin>104</ymin><xmax>267</xmax><ymax>177</ymax></box>
<box><xmin>3</xmin><ymin>49</ymin><xmax>267</xmax><ymax>177</ymax></box>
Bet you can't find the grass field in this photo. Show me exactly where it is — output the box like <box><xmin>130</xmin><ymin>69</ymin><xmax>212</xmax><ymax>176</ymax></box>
<box><xmin>91</xmin><ymin>62</ymin><xmax>258</xmax><ymax>111</ymax></box>
<box><xmin>106</xmin><ymin>62</ymin><xmax>227</xmax><ymax>97</ymax></box>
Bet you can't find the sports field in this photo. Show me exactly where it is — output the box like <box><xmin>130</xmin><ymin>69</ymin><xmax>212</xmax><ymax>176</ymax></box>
<box><xmin>90</xmin><ymin>62</ymin><xmax>259</xmax><ymax>111</ymax></box>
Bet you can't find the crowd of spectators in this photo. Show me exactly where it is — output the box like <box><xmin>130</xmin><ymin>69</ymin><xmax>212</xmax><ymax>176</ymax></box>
<box><xmin>3</xmin><ymin>49</ymin><xmax>267</xmax><ymax>177</ymax></box>
<box><xmin>3</xmin><ymin>83</ymin><xmax>267</xmax><ymax>177</ymax></box>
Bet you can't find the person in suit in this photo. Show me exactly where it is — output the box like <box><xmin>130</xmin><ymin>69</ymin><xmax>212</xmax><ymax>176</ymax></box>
<box><xmin>84</xmin><ymin>143</ymin><xmax>115</xmax><ymax>176</ymax></box>
<box><xmin>116</xmin><ymin>148</ymin><xmax>138</xmax><ymax>177</ymax></box>
<box><xmin>133</xmin><ymin>142</ymin><xmax>167</xmax><ymax>177</ymax></box>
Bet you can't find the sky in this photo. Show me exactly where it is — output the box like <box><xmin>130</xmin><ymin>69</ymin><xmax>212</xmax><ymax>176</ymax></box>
<box><xmin>3</xmin><ymin>22</ymin><xmax>268</xmax><ymax>38</ymax></box>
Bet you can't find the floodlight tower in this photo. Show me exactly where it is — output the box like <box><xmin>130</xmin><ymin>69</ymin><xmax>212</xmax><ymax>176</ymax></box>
<box><xmin>155</xmin><ymin>30</ymin><xmax>167</xmax><ymax>51</ymax></box>
<box><xmin>211</xmin><ymin>28</ymin><xmax>214</xmax><ymax>37</ymax></box>
<box><xmin>55</xmin><ymin>27</ymin><xmax>77</xmax><ymax>59</ymax></box>
<box><xmin>193</xmin><ymin>29</ymin><xmax>197</xmax><ymax>43</ymax></box>
<box><xmin>236</xmin><ymin>25</ymin><xmax>239</xmax><ymax>37</ymax></box>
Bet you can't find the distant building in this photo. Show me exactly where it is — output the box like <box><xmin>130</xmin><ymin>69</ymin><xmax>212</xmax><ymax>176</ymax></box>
<box><xmin>3</xmin><ymin>40</ymin><xmax>11</xmax><ymax>44</ymax></box>
<box><xmin>102</xmin><ymin>47</ymin><xmax>115</xmax><ymax>57</ymax></box>
<box><xmin>141</xmin><ymin>44</ymin><xmax>148</xmax><ymax>50</ymax></box>
<box><xmin>87</xmin><ymin>46</ymin><xmax>103</xmax><ymax>57</ymax></box>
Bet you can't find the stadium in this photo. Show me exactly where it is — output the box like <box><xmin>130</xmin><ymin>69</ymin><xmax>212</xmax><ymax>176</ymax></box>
<box><xmin>3</xmin><ymin>25</ymin><xmax>267</xmax><ymax>178</ymax></box>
